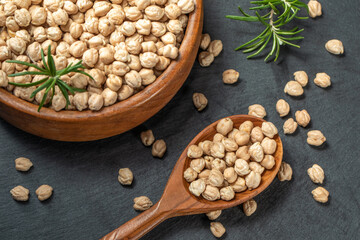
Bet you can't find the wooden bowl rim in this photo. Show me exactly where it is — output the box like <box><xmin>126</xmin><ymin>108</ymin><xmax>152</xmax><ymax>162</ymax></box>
<box><xmin>0</xmin><ymin>0</ymin><xmax>203</xmax><ymax>122</ymax></box>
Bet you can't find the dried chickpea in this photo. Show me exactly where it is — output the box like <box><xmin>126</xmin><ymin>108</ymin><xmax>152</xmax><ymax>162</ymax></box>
<box><xmin>325</xmin><ymin>39</ymin><xmax>344</xmax><ymax>55</ymax></box>
<box><xmin>71</xmin><ymin>12</ymin><xmax>84</xmax><ymax>23</ymax></box>
<box><xmin>231</xmin><ymin>177</ymin><xmax>247</xmax><ymax>192</ymax></box>
<box><xmin>249</xmin><ymin>142</ymin><xmax>264</xmax><ymax>163</ymax></box>
<box><xmin>77</xmin><ymin>0</ymin><xmax>93</xmax><ymax>12</ymax></box>
<box><xmin>250</xmin><ymin>126</ymin><xmax>264</xmax><ymax>143</ymax></box>
<box><xmin>308</xmin><ymin>0</ymin><xmax>322</xmax><ymax>18</ymax></box>
<box><xmin>63</xmin><ymin>32</ymin><xmax>76</xmax><ymax>45</ymax></box>
<box><xmin>278</xmin><ymin>162</ymin><xmax>292</xmax><ymax>181</ymax></box>
<box><xmin>261</xmin><ymin>122</ymin><xmax>278</xmax><ymax>138</ymax></box>
<box><xmin>124</xmin><ymin>70</ymin><xmax>141</xmax><ymax>88</ymax></box>
<box><xmin>239</xmin><ymin>121</ymin><xmax>254</xmax><ymax>134</ymax></box>
<box><xmin>314</xmin><ymin>72</ymin><xmax>331</xmax><ymax>88</ymax></box>
<box><xmin>187</xmin><ymin>145</ymin><xmax>203</xmax><ymax>159</ymax></box>
<box><xmin>135</xmin><ymin>19</ymin><xmax>151</xmax><ymax>35</ymax></box>
<box><xmin>245</xmin><ymin>171</ymin><xmax>261</xmax><ymax>190</ymax></box>
<box><xmin>140</xmin><ymin>129</ymin><xmax>155</xmax><ymax>147</ymax></box>
<box><xmin>220</xmin><ymin>186</ymin><xmax>235</xmax><ymax>201</ymax></box>
<box><xmin>189</xmin><ymin>178</ymin><xmax>206</xmax><ymax>197</ymax></box>
<box><xmin>234</xmin><ymin>130</ymin><xmax>250</xmax><ymax>146</ymax></box>
<box><xmin>106</xmin><ymin>74</ymin><xmax>123</xmax><ymax>92</ymax></box>
<box><xmin>204</xmin><ymin>156</ymin><xmax>214</xmax><ymax>169</ymax></box>
<box><xmin>125</xmin><ymin>7</ymin><xmax>143</xmax><ymax>21</ymax></box>
<box><xmin>73</xmin><ymin>92</ymin><xmax>89</xmax><ymax>111</ymax></box>
<box><xmin>190</xmin><ymin>92</ymin><xmax>208</xmax><ymax>111</ymax></box>
<box><xmin>216</xmin><ymin>117</ymin><xmax>233</xmax><ymax>136</ymax></box>
<box><xmin>133</xmin><ymin>196</ymin><xmax>153</xmax><ymax>211</ymax></box>
<box><xmin>41</xmin><ymin>40</ymin><xmax>57</xmax><ymax>55</ymax></box>
<box><xmin>0</xmin><ymin>70</ymin><xmax>9</xmax><ymax>87</ymax></box>
<box><xmin>161</xmin><ymin>31</ymin><xmax>176</xmax><ymax>44</ymax></box>
<box><xmin>151</xmin><ymin>22</ymin><xmax>166</xmax><ymax>37</ymax></box>
<box><xmin>152</xmin><ymin>139</ymin><xmax>166</xmax><ymax>158</ymax></box>
<box><xmin>248</xmin><ymin>104</ymin><xmax>266</xmax><ymax>118</ymax></box>
<box><xmin>136</xmin><ymin>0</ymin><xmax>151</xmax><ymax>10</ymax></box>
<box><xmin>282</xmin><ymin>118</ymin><xmax>297</xmax><ymax>135</ymax></box>
<box><xmin>145</xmin><ymin>5</ymin><xmax>164</xmax><ymax>20</ymax></box>
<box><xmin>113</xmin><ymin>61</ymin><xmax>130</xmax><ymax>77</ymax></box>
<box><xmin>243</xmin><ymin>199</ymin><xmax>257</xmax><ymax>216</ymax></box>
<box><xmin>294</xmin><ymin>71</ymin><xmax>308</xmax><ymax>87</ymax></box>
<box><xmin>69</xmin><ymin>41</ymin><xmax>87</xmax><ymax>58</ymax></box>
<box><xmin>10</xmin><ymin>185</ymin><xmax>30</xmax><ymax>201</ymax></box>
<box><xmin>177</xmin><ymin>0</ymin><xmax>195</xmax><ymax>14</ymax></box>
<box><xmin>276</xmin><ymin>99</ymin><xmax>290</xmax><ymax>117</ymax></box>
<box><xmin>15</xmin><ymin>157</ymin><xmax>33</xmax><ymax>172</ymax></box>
<box><xmin>210</xmin><ymin>142</ymin><xmax>225</xmax><ymax>159</ymax></box>
<box><xmin>2</xmin><ymin>61</ymin><xmax>15</xmax><ymax>74</ymax></box>
<box><xmin>69</xmin><ymin>22</ymin><xmax>83</xmax><ymax>39</ymax></box>
<box><xmin>200</xmin><ymin>33</ymin><xmax>211</xmax><ymax>50</ymax></box>
<box><xmin>64</xmin><ymin>1</ymin><xmax>78</xmax><ymax>15</ymax></box>
<box><xmin>261</xmin><ymin>155</ymin><xmax>275</xmax><ymax>170</ymax></box>
<box><xmin>223</xmin><ymin>167</ymin><xmax>237</xmax><ymax>183</ymax></box>
<box><xmin>107</xmin><ymin>8</ymin><xmax>125</xmax><ymax>25</ymax></box>
<box><xmin>94</xmin><ymin>1</ymin><xmax>112</xmax><ymax>17</ymax></box>
<box><xmin>311</xmin><ymin>187</ymin><xmax>329</xmax><ymax>203</ymax></box>
<box><xmin>53</xmin><ymin>9</ymin><xmax>69</xmax><ymax>25</ymax></box>
<box><xmin>211</xmin><ymin>159</ymin><xmax>226</xmax><ymax>173</ymax></box>
<box><xmin>84</xmin><ymin>17</ymin><xmax>99</xmax><ymax>34</ymax></box>
<box><xmin>88</xmin><ymin>93</ymin><xmax>104</xmax><ymax>111</ymax></box>
<box><xmin>213</xmin><ymin>133</ymin><xmax>224</xmax><ymax>143</ymax></box>
<box><xmin>222</xmin><ymin>138</ymin><xmax>238</xmax><ymax>152</ymax></box>
<box><xmin>139</xmin><ymin>52</ymin><xmax>159</xmax><ymax>68</ymax></box>
<box><xmin>199</xmin><ymin>141</ymin><xmax>212</xmax><ymax>156</ymax></box>
<box><xmin>118</xmin><ymin>168</ymin><xmax>133</xmax><ymax>185</ymax></box>
<box><xmin>47</xmin><ymin>27</ymin><xmax>62</xmax><ymax>41</ymax></box>
<box><xmin>102</xmin><ymin>88</ymin><xmax>117</xmax><ymax>106</ymax></box>
<box><xmin>14</xmin><ymin>86</ymin><xmax>36</xmax><ymax>101</ymax></box>
<box><xmin>249</xmin><ymin>162</ymin><xmax>265</xmax><ymax>175</ymax></box>
<box><xmin>236</xmin><ymin>146</ymin><xmax>250</xmax><ymax>161</ymax></box>
<box><xmin>35</xmin><ymin>185</ymin><xmax>53</xmax><ymax>201</ymax></box>
<box><xmin>184</xmin><ymin>167</ymin><xmax>197</xmax><ymax>182</ymax></box>
<box><xmin>222</xmin><ymin>69</ymin><xmax>239</xmax><ymax>84</ymax></box>
<box><xmin>99</xmin><ymin>47</ymin><xmax>115</xmax><ymax>64</ymax></box>
<box><xmin>98</xmin><ymin>17</ymin><xmax>115</xmax><ymax>37</ymax></box>
<box><xmin>307</xmin><ymin>164</ymin><xmax>325</xmax><ymax>184</ymax></box>
<box><xmin>16</xmin><ymin>29</ymin><xmax>31</xmax><ymax>43</ymax></box>
<box><xmin>284</xmin><ymin>81</ymin><xmax>303</xmax><ymax>96</ymax></box>
<box><xmin>295</xmin><ymin>109</ymin><xmax>311</xmax><ymax>127</ymax></box>
<box><xmin>4</xmin><ymin>3</ymin><xmax>17</xmax><ymax>16</ymax></box>
<box><xmin>208</xmin><ymin>40</ymin><xmax>223</xmax><ymax>57</ymax></box>
<box><xmin>198</xmin><ymin>51</ymin><xmax>214</xmax><ymax>67</ymax></box>
<box><xmin>261</xmin><ymin>137</ymin><xmax>277</xmax><ymax>155</ymax></box>
<box><xmin>206</xmin><ymin>210</ymin><xmax>222</xmax><ymax>220</ymax></box>
<box><xmin>0</xmin><ymin>46</ymin><xmax>11</xmax><ymax>61</ymax></box>
<box><xmin>190</xmin><ymin>158</ymin><xmax>205</xmax><ymax>173</ymax></box>
<box><xmin>51</xmin><ymin>94</ymin><xmax>67</xmax><ymax>111</ymax></box>
<box><xmin>7</xmin><ymin>37</ymin><xmax>26</xmax><ymax>55</ymax></box>
<box><xmin>307</xmin><ymin>130</ymin><xmax>326</xmax><ymax>146</ymax></box>
<box><xmin>14</xmin><ymin>0</ymin><xmax>32</xmax><ymax>9</ymax></box>
<box><xmin>234</xmin><ymin>159</ymin><xmax>250</xmax><ymax>176</ymax></box>
<box><xmin>14</xmin><ymin>9</ymin><xmax>31</xmax><ymax>27</ymax></box>
<box><xmin>202</xmin><ymin>185</ymin><xmax>220</xmax><ymax>201</ymax></box>
<box><xmin>71</xmin><ymin>73</ymin><xmax>88</xmax><ymax>89</ymax></box>
<box><xmin>82</xmin><ymin>49</ymin><xmax>99</xmax><ymax>68</ymax></box>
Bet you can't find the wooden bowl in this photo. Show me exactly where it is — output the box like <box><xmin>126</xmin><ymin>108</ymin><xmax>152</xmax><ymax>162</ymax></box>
<box><xmin>0</xmin><ymin>1</ymin><xmax>203</xmax><ymax>142</ymax></box>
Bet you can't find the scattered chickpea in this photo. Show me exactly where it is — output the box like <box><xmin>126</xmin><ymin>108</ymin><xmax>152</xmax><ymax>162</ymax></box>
<box><xmin>200</xmin><ymin>33</ymin><xmax>211</xmax><ymax>50</ymax></box>
<box><xmin>118</xmin><ymin>168</ymin><xmax>134</xmax><ymax>185</ymax></box>
<box><xmin>284</xmin><ymin>81</ymin><xmax>304</xmax><ymax>96</ymax></box>
<box><xmin>35</xmin><ymin>184</ymin><xmax>53</xmax><ymax>201</ymax></box>
<box><xmin>307</xmin><ymin>164</ymin><xmax>325</xmax><ymax>184</ymax></box>
<box><xmin>210</xmin><ymin>222</ymin><xmax>226</xmax><ymax>238</ymax></box>
<box><xmin>222</xmin><ymin>69</ymin><xmax>239</xmax><ymax>85</ymax></box>
<box><xmin>198</xmin><ymin>51</ymin><xmax>214</xmax><ymax>67</ymax></box>
<box><xmin>314</xmin><ymin>72</ymin><xmax>331</xmax><ymax>88</ymax></box>
<box><xmin>277</xmin><ymin>162</ymin><xmax>292</xmax><ymax>181</ymax></box>
<box><xmin>261</xmin><ymin>122</ymin><xmax>278</xmax><ymax>138</ymax></box>
<box><xmin>152</xmin><ymin>139</ymin><xmax>166</xmax><ymax>158</ymax></box>
<box><xmin>311</xmin><ymin>187</ymin><xmax>329</xmax><ymax>203</ymax></box>
<box><xmin>133</xmin><ymin>196</ymin><xmax>153</xmax><ymax>211</ymax></box>
<box><xmin>283</xmin><ymin>118</ymin><xmax>298</xmax><ymax>134</ymax></box>
<box><xmin>206</xmin><ymin>210</ymin><xmax>222</xmax><ymax>220</ymax></box>
<box><xmin>10</xmin><ymin>185</ymin><xmax>30</xmax><ymax>201</ymax></box>
<box><xmin>325</xmin><ymin>39</ymin><xmax>344</xmax><ymax>55</ymax></box>
<box><xmin>192</xmin><ymin>92</ymin><xmax>208</xmax><ymax>111</ymax></box>
<box><xmin>140</xmin><ymin>130</ymin><xmax>155</xmax><ymax>146</ymax></box>
<box><xmin>248</xmin><ymin>104</ymin><xmax>267</xmax><ymax>119</ymax></box>
<box><xmin>295</xmin><ymin>109</ymin><xmax>311</xmax><ymax>127</ymax></box>
<box><xmin>208</xmin><ymin>40</ymin><xmax>223</xmax><ymax>57</ymax></box>
<box><xmin>294</xmin><ymin>71</ymin><xmax>308</xmax><ymax>87</ymax></box>
<box><xmin>308</xmin><ymin>0</ymin><xmax>322</xmax><ymax>18</ymax></box>
<box><xmin>276</xmin><ymin>99</ymin><xmax>290</xmax><ymax>117</ymax></box>
<box><xmin>307</xmin><ymin>130</ymin><xmax>326</xmax><ymax>146</ymax></box>
<box><xmin>243</xmin><ymin>199</ymin><xmax>257</xmax><ymax>216</ymax></box>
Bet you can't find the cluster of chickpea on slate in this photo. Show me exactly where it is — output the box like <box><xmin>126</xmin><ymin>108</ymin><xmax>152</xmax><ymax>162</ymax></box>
<box><xmin>0</xmin><ymin>0</ymin><xmax>195</xmax><ymax>111</ymax></box>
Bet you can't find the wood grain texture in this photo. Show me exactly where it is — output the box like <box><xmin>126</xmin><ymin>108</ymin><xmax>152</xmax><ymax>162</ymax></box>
<box><xmin>101</xmin><ymin>115</ymin><xmax>283</xmax><ymax>240</ymax></box>
<box><xmin>0</xmin><ymin>0</ymin><xmax>203</xmax><ymax>142</ymax></box>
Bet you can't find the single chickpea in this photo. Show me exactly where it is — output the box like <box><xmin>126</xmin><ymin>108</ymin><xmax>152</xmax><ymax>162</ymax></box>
<box><xmin>112</xmin><ymin>61</ymin><xmax>130</xmax><ymax>76</ymax></box>
<box><xmin>71</xmin><ymin>12</ymin><xmax>85</xmax><ymax>24</ymax></box>
<box><xmin>145</xmin><ymin>5</ymin><xmax>164</xmax><ymax>21</ymax></box>
<box><xmin>261</xmin><ymin>155</ymin><xmax>275</xmax><ymax>170</ymax></box>
<box><xmin>114</xmin><ymin>45</ymin><xmax>130</xmax><ymax>63</ymax></box>
<box><xmin>307</xmin><ymin>164</ymin><xmax>325</xmax><ymax>184</ymax></box>
<box><xmin>276</xmin><ymin>99</ymin><xmax>290</xmax><ymax>118</ymax></box>
<box><xmin>184</xmin><ymin>167</ymin><xmax>197</xmax><ymax>182</ymax></box>
<box><xmin>228</xmin><ymin>128</ymin><xmax>240</xmax><ymax>139</ymax></box>
<box><xmin>14</xmin><ymin>0</ymin><xmax>31</xmax><ymax>9</ymax></box>
<box><xmin>13</xmin><ymin>86</ymin><xmax>36</xmax><ymax>102</ymax></box>
<box><xmin>314</xmin><ymin>72</ymin><xmax>331</xmax><ymax>88</ymax></box>
<box><xmin>308</xmin><ymin>0</ymin><xmax>322</xmax><ymax>18</ymax></box>
<box><xmin>135</xmin><ymin>0</ymin><xmax>151</xmax><ymax>10</ymax></box>
<box><xmin>190</xmin><ymin>158</ymin><xmax>205</xmax><ymax>173</ymax></box>
<box><xmin>177</xmin><ymin>0</ymin><xmax>195</xmax><ymax>14</ymax></box>
<box><xmin>64</xmin><ymin>1</ymin><xmax>78</xmax><ymax>15</ymax></box>
<box><xmin>165</xmin><ymin>3</ymin><xmax>182</xmax><ymax>20</ymax></box>
<box><xmin>69</xmin><ymin>22</ymin><xmax>83</xmax><ymax>39</ymax></box>
<box><xmin>210</xmin><ymin>142</ymin><xmax>225</xmax><ymax>159</ymax></box>
<box><xmin>63</xmin><ymin>32</ymin><xmax>77</xmax><ymax>45</ymax></box>
<box><xmin>125</xmin><ymin>7</ymin><xmax>143</xmax><ymax>21</ymax></box>
<box><xmin>94</xmin><ymin>1</ymin><xmax>112</xmax><ymax>17</ymax></box>
<box><xmin>248</xmin><ymin>104</ymin><xmax>266</xmax><ymax>118</ymax></box>
<box><xmin>53</xmin><ymin>9</ymin><xmax>69</xmax><ymax>25</ymax></box>
<box><xmin>294</xmin><ymin>71</ymin><xmax>308</xmax><ymax>87</ymax></box>
<box><xmin>118</xmin><ymin>168</ymin><xmax>134</xmax><ymax>185</ymax></box>
<box><xmin>192</xmin><ymin>92</ymin><xmax>208</xmax><ymax>111</ymax></box>
<box><xmin>133</xmin><ymin>196</ymin><xmax>153</xmax><ymax>211</ymax></box>
<box><xmin>216</xmin><ymin>117</ymin><xmax>233</xmax><ymax>136</ymax></box>
<box><xmin>307</xmin><ymin>130</ymin><xmax>326</xmax><ymax>146</ymax></box>
<box><xmin>202</xmin><ymin>185</ymin><xmax>220</xmax><ymax>201</ymax></box>
<box><xmin>102</xmin><ymin>88</ymin><xmax>117</xmax><ymax>106</ymax></box>
<box><xmin>220</xmin><ymin>186</ymin><xmax>235</xmax><ymax>201</ymax></box>
<box><xmin>69</xmin><ymin>41</ymin><xmax>87</xmax><ymax>58</ymax></box>
<box><xmin>245</xmin><ymin>171</ymin><xmax>261</xmax><ymax>190</ymax></box>
<box><xmin>54</xmin><ymin>55</ymin><xmax>68</xmax><ymax>70</ymax></box>
<box><xmin>211</xmin><ymin>158</ymin><xmax>226</xmax><ymax>173</ymax></box>
<box><xmin>140</xmin><ymin>52</ymin><xmax>159</xmax><ymax>68</ymax></box>
<box><xmin>15</xmin><ymin>29</ymin><xmax>31</xmax><ymax>43</ymax></box>
<box><xmin>4</xmin><ymin>3</ymin><xmax>17</xmax><ymax>17</ymax></box>
<box><xmin>135</xmin><ymin>19</ymin><xmax>151</xmax><ymax>35</ymax></box>
<box><xmin>208</xmin><ymin>40</ymin><xmax>223</xmax><ymax>57</ymax></box>
<box><xmin>84</xmin><ymin>17</ymin><xmax>99</xmax><ymax>34</ymax></box>
<box><xmin>236</xmin><ymin>146</ymin><xmax>250</xmax><ymax>161</ymax></box>
<box><xmin>223</xmin><ymin>167</ymin><xmax>237</xmax><ymax>184</ymax></box>
<box><xmin>295</xmin><ymin>109</ymin><xmax>311</xmax><ymax>127</ymax></box>
<box><xmin>234</xmin><ymin>130</ymin><xmax>250</xmax><ymax>146</ymax></box>
<box><xmin>261</xmin><ymin>137</ymin><xmax>277</xmax><ymax>155</ymax></box>
<box><xmin>141</xmin><ymin>41</ymin><xmax>157</xmax><ymax>53</ymax></box>
<box><xmin>46</xmin><ymin>10</ymin><xmax>57</xmax><ymax>27</ymax></box>
<box><xmin>70</xmin><ymin>73</ymin><xmax>88</xmax><ymax>89</ymax></box>
<box><xmin>283</xmin><ymin>118</ymin><xmax>298</xmax><ymax>134</ymax></box>
<box><xmin>88</xmin><ymin>93</ymin><xmax>104</xmax><ymax>111</ymax></box>
<box><xmin>166</xmin><ymin>19</ymin><xmax>183</xmax><ymax>34</ymax></box>
<box><xmin>151</xmin><ymin>22</ymin><xmax>167</xmax><ymax>37</ymax></box>
<box><xmin>106</xmin><ymin>74</ymin><xmax>123</xmax><ymax>92</ymax></box>
<box><xmin>6</xmin><ymin>16</ymin><xmax>19</xmax><ymax>32</ymax></box>
<box><xmin>284</xmin><ymin>80</ymin><xmax>304</xmax><ymax>96</ymax></box>
<box><xmin>312</xmin><ymin>187</ymin><xmax>329</xmax><ymax>203</ymax></box>
<box><xmin>56</xmin><ymin>42</ymin><xmax>71</xmax><ymax>57</ymax></box>
<box><xmin>199</xmin><ymin>140</ymin><xmax>213</xmax><ymax>156</ymax></box>
<box><xmin>10</xmin><ymin>185</ymin><xmax>30</xmax><ymax>202</ymax></box>
<box><xmin>139</xmin><ymin>68</ymin><xmax>156</xmax><ymax>85</ymax></box>
<box><xmin>243</xmin><ymin>199</ymin><xmax>257</xmax><ymax>216</ymax></box>
<box><xmin>2</xmin><ymin>61</ymin><xmax>15</xmax><ymax>74</ymax></box>
<box><xmin>325</xmin><ymin>39</ymin><xmax>344</xmax><ymax>55</ymax></box>
<box><xmin>99</xmin><ymin>47</ymin><xmax>115</xmax><ymax>65</ymax></box>
<box><xmin>206</xmin><ymin>210</ymin><xmax>222</xmax><ymax>220</ymax></box>
<box><xmin>200</xmin><ymin>33</ymin><xmax>211</xmax><ymax>50</ymax></box>
<box><xmin>7</xmin><ymin>37</ymin><xmax>26</xmax><ymax>55</ymax></box>
<box><xmin>0</xmin><ymin>70</ymin><xmax>8</xmax><ymax>87</ymax></box>
<box><xmin>51</xmin><ymin>94</ymin><xmax>67</xmax><ymax>111</ymax></box>
<box><xmin>73</xmin><ymin>92</ymin><xmax>89</xmax><ymax>111</ymax></box>
<box><xmin>126</xmin><ymin>39</ymin><xmax>142</xmax><ymax>55</ymax></box>
<box><xmin>110</xmin><ymin>30</ymin><xmax>125</xmax><ymax>46</ymax></box>
<box><xmin>47</xmin><ymin>27</ymin><xmax>63</xmax><ymax>41</ymax></box>
<box><xmin>98</xmin><ymin>17</ymin><xmax>115</xmax><ymax>37</ymax></box>
<box><xmin>14</xmin><ymin>9</ymin><xmax>31</xmax><ymax>27</ymax></box>
<box><xmin>120</xmin><ymin>21</ymin><xmax>136</xmax><ymax>37</ymax></box>
<box><xmin>125</xmin><ymin>70</ymin><xmax>142</xmax><ymax>88</ymax></box>
<box><xmin>13</xmin><ymin>72</ymin><xmax>31</xmax><ymax>84</ymax></box>
<box><xmin>41</xmin><ymin>40</ymin><xmax>57</xmax><ymax>55</ymax></box>
<box><xmin>187</xmin><ymin>145</ymin><xmax>203</xmax><ymax>158</ymax></box>
<box><xmin>249</xmin><ymin>142</ymin><xmax>264</xmax><ymax>163</ymax></box>
<box><xmin>234</xmin><ymin>159</ymin><xmax>250</xmax><ymax>176</ymax></box>
<box><xmin>77</xmin><ymin>0</ymin><xmax>94</xmax><ymax>13</ymax></box>
<box><xmin>189</xmin><ymin>178</ymin><xmax>206</xmax><ymax>197</ymax></box>
<box><xmin>155</xmin><ymin>56</ymin><xmax>170</xmax><ymax>70</ymax></box>
<box><xmin>81</xmin><ymin>49</ymin><xmax>98</xmax><ymax>68</ymax></box>
<box><xmin>224</xmin><ymin>152</ymin><xmax>236</xmax><ymax>167</ymax></box>
<box><xmin>88</xmin><ymin>68</ymin><xmax>106</xmax><ymax>87</ymax></box>
<box><xmin>140</xmin><ymin>129</ymin><xmax>155</xmax><ymax>147</ymax></box>
<box><xmin>204</xmin><ymin>156</ymin><xmax>214</xmax><ymax>169</ymax></box>
<box><xmin>107</xmin><ymin>8</ymin><xmax>125</xmax><ymax>25</ymax></box>
<box><xmin>239</xmin><ymin>121</ymin><xmax>254</xmax><ymax>134</ymax></box>
<box><xmin>152</xmin><ymin>139</ymin><xmax>167</xmax><ymax>158</ymax></box>
<box><xmin>261</xmin><ymin>122</ymin><xmax>278</xmax><ymax>138</ymax></box>
<box><xmin>118</xmin><ymin>85</ymin><xmax>134</xmax><ymax>100</ymax></box>
<box><xmin>231</xmin><ymin>177</ymin><xmax>247</xmax><ymax>192</ymax></box>
<box><xmin>222</xmin><ymin>138</ymin><xmax>238</xmax><ymax>152</ymax></box>
<box><xmin>213</xmin><ymin>133</ymin><xmax>224</xmax><ymax>143</ymax></box>
<box><xmin>88</xmin><ymin>35</ymin><xmax>105</xmax><ymax>49</ymax></box>
<box><xmin>277</xmin><ymin>162</ymin><xmax>292</xmax><ymax>181</ymax></box>
<box><xmin>161</xmin><ymin>32</ymin><xmax>176</xmax><ymax>45</ymax></box>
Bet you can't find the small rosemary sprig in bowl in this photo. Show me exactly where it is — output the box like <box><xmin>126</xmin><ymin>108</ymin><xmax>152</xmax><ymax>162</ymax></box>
<box><xmin>226</xmin><ymin>0</ymin><xmax>308</xmax><ymax>62</ymax></box>
<box><xmin>6</xmin><ymin>46</ymin><xmax>93</xmax><ymax>112</ymax></box>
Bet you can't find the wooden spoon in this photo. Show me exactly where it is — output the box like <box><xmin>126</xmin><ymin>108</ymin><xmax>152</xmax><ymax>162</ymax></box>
<box><xmin>101</xmin><ymin>115</ymin><xmax>283</xmax><ymax>240</ymax></box>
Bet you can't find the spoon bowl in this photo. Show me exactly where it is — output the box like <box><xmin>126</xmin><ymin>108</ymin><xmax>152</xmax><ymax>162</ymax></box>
<box><xmin>102</xmin><ymin>115</ymin><xmax>283</xmax><ymax>240</ymax></box>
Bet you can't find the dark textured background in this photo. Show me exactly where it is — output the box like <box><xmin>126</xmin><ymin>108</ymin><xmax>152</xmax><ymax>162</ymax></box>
<box><xmin>1</xmin><ymin>0</ymin><xmax>360</xmax><ymax>239</ymax></box>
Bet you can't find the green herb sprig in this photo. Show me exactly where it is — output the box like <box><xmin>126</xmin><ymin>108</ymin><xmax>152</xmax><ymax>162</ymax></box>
<box><xmin>7</xmin><ymin>46</ymin><xmax>93</xmax><ymax>112</ymax></box>
<box><xmin>226</xmin><ymin>0</ymin><xmax>308</xmax><ymax>62</ymax></box>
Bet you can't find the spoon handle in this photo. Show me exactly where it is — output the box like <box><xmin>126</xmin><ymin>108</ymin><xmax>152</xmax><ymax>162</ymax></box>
<box><xmin>100</xmin><ymin>201</ymin><xmax>171</xmax><ymax>240</ymax></box>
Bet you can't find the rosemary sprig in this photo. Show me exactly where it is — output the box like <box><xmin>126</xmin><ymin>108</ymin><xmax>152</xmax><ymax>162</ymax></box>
<box><xmin>7</xmin><ymin>46</ymin><xmax>93</xmax><ymax>112</ymax></box>
<box><xmin>226</xmin><ymin>0</ymin><xmax>308</xmax><ymax>62</ymax></box>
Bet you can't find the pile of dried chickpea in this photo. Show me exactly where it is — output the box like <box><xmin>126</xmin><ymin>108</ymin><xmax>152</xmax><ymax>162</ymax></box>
<box><xmin>0</xmin><ymin>0</ymin><xmax>195</xmax><ymax>111</ymax></box>
<box><xmin>10</xmin><ymin>157</ymin><xmax>53</xmax><ymax>202</ymax></box>
<box><xmin>183</xmin><ymin>117</ymin><xmax>279</xmax><ymax>201</ymax></box>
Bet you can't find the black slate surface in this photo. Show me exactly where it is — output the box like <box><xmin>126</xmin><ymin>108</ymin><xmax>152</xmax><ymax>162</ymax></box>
<box><xmin>1</xmin><ymin>0</ymin><xmax>360</xmax><ymax>239</ymax></box>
